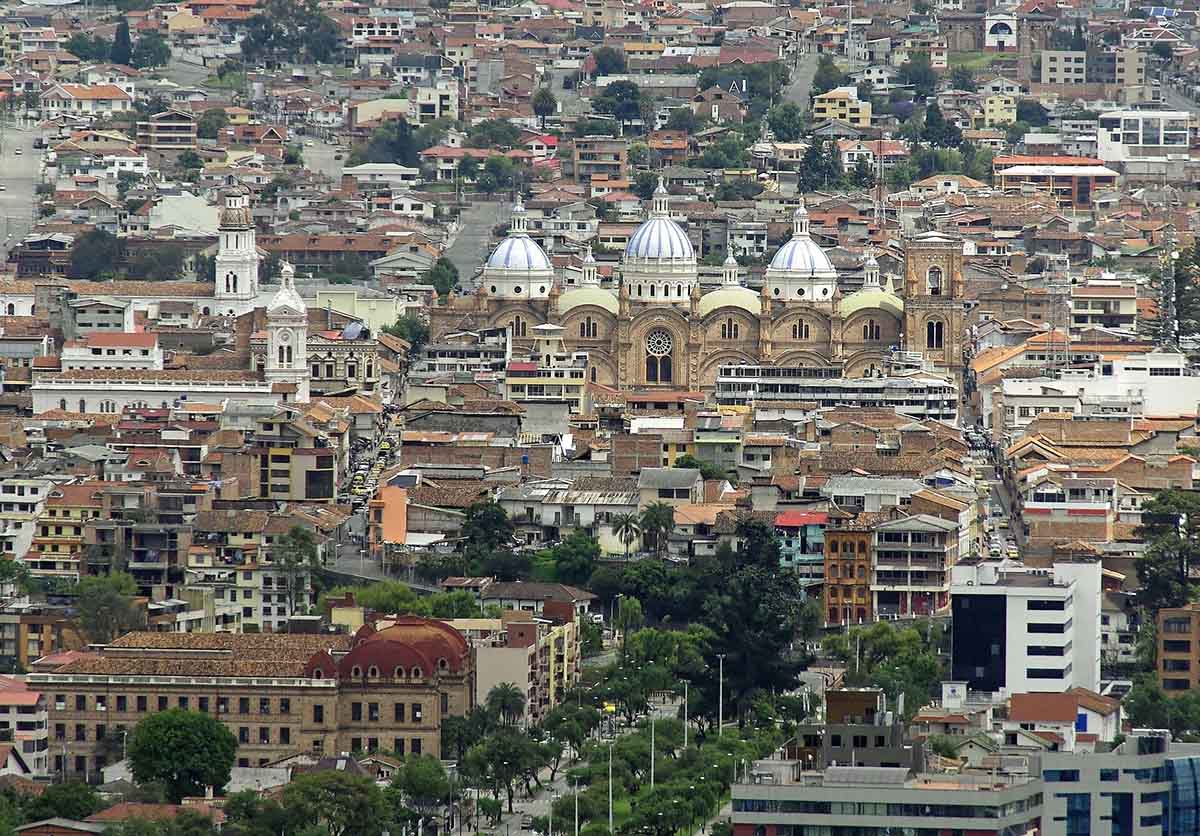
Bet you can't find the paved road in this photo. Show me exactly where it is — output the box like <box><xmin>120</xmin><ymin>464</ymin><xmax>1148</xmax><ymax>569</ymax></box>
<box><xmin>301</xmin><ymin>138</ymin><xmax>345</xmax><ymax>181</ymax></box>
<box><xmin>0</xmin><ymin>125</ymin><xmax>39</xmax><ymax>252</ymax></box>
<box><xmin>163</xmin><ymin>52</ymin><xmax>215</xmax><ymax>89</ymax></box>
<box><xmin>782</xmin><ymin>52</ymin><xmax>820</xmax><ymax>113</ymax></box>
<box><xmin>445</xmin><ymin>200</ymin><xmax>507</xmax><ymax>289</ymax></box>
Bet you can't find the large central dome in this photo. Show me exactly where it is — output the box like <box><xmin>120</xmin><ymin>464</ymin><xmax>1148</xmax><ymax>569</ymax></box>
<box><xmin>480</xmin><ymin>200</ymin><xmax>555</xmax><ymax>301</ymax></box>
<box><xmin>620</xmin><ymin>177</ymin><xmax>698</xmax><ymax>304</ymax></box>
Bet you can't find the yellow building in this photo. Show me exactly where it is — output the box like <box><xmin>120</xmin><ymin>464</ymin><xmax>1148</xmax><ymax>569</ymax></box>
<box><xmin>813</xmin><ymin>86</ymin><xmax>872</xmax><ymax>128</ymax></box>
<box><xmin>25</xmin><ymin>482</ymin><xmax>110</xmax><ymax>580</ymax></box>
<box><xmin>502</xmin><ymin>324</ymin><xmax>590</xmax><ymax>414</ymax></box>
<box><xmin>984</xmin><ymin>94</ymin><xmax>1016</xmax><ymax>127</ymax></box>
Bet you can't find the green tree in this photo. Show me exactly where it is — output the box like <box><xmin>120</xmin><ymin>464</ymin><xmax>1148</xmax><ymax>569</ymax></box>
<box><xmin>126</xmin><ymin>245</ymin><xmax>185</xmax><ymax>280</ymax></box>
<box><xmin>24</xmin><ymin>782</ymin><xmax>103</xmax><ymax>821</ymax></box>
<box><xmin>1135</xmin><ymin>489</ymin><xmax>1200</xmax><ymax>613</ymax></box>
<box><xmin>591</xmin><ymin>46</ymin><xmax>626</xmax><ymax>76</ymax></box>
<box><xmin>457</xmin><ymin>154</ymin><xmax>480</xmax><ymax>183</ymax></box>
<box><xmin>128</xmin><ymin>709</ymin><xmax>238</xmax><ymax>802</ymax></box>
<box><xmin>898</xmin><ymin>53</ymin><xmax>938</xmax><ymax>98</ymax></box>
<box><xmin>69</xmin><ymin>229</ymin><xmax>122</xmax><ymax>280</ymax></box>
<box><xmin>948</xmin><ymin>66</ymin><xmax>977</xmax><ymax>92</ymax></box>
<box><xmin>282</xmin><ymin>770</ymin><xmax>389</xmax><ymax>836</ymax></box>
<box><xmin>241</xmin><ymin>0</ymin><xmax>341</xmax><ymax>65</ymax></box>
<box><xmin>462</xmin><ymin>501</ymin><xmax>514</xmax><ymax>553</ymax></box>
<box><xmin>533</xmin><ymin>88</ymin><xmax>557</xmax><ymax>128</ymax></box>
<box><xmin>486</xmin><ymin>682</ymin><xmax>527</xmax><ymax>726</ymax></box>
<box><xmin>633</xmin><ymin>171</ymin><xmax>658</xmax><ymax>199</ymax></box>
<box><xmin>1016</xmin><ymin>99</ymin><xmax>1050</xmax><ymax>126</ymax></box>
<box><xmin>131</xmin><ymin>32</ymin><xmax>171</xmax><ymax>68</ymax></box>
<box><xmin>810</xmin><ymin>54</ymin><xmax>846</xmax><ymax>96</ymax></box>
<box><xmin>467</xmin><ymin>119</ymin><xmax>521</xmax><ymax>149</ymax></box>
<box><xmin>639</xmin><ymin>502</ymin><xmax>675</xmax><ymax>558</ymax></box>
<box><xmin>1143</xmin><ymin>244</ymin><xmax>1200</xmax><ymax>343</ymax></box>
<box><xmin>428</xmin><ymin>589</ymin><xmax>481</xmax><ymax>618</ymax></box>
<box><xmin>666</xmin><ymin>108</ymin><xmax>698</xmax><ymax>132</ymax></box>
<box><xmin>673</xmin><ymin>453</ymin><xmax>726</xmax><ymax>481</ymax></box>
<box><xmin>197</xmin><ymin>108</ymin><xmax>228</xmax><ymax>139</ymax></box>
<box><xmin>922</xmin><ymin>103</ymin><xmax>962</xmax><ymax>147</ymax></box>
<box><xmin>112</xmin><ymin>18</ymin><xmax>133</xmax><ymax>65</ymax></box>
<box><xmin>76</xmin><ymin>571</ymin><xmax>144</xmax><ymax>644</ymax></box>
<box><xmin>66</xmin><ymin>33</ymin><xmax>112</xmax><ymax>61</ymax></box>
<box><xmin>615</xmin><ymin>596</ymin><xmax>644</xmax><ymax>660</ymax></box>
<box><xmin>382</xmin><ymin>314</ymin><xmax>430</xmax><ymax>353</ymax></box>
<box><xmin>592</xmin><ymin>80</ymin><xmax>644</xmax><ymax>131</ymax></box>
<box><xmin>393</xmin><ymin>754</ymin><xmax>450</xmax><ymax>815</ymax></box>
<box><xmin>612</xmin><ymin>512</ymin><xmax>641</xmax><ymax>559</ymax></box>
<box><xmin>424</xmin><ymin>258</ymin><xmax>457</xmax><ymax>296</ymax></box>
<box><xmin>272</xmin><ymin>525</ymin><xmax>319</xmax><ymax>619</ymax></box>
<box><xmin>767</xmin><ymin>102</ymin><xmax>804</xmax><ymax>142</ymax></box>
<box><xmin>545</xmin><ymin>530</ymin><xmax>599</xmax><ymax>586</ymax></box>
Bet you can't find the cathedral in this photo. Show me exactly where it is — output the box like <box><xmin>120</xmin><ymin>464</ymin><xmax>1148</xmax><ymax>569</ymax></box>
<box><xmin>430</xmin><ymin>180</ymin><xmax>966</xmax><ymax>391</ymax></box>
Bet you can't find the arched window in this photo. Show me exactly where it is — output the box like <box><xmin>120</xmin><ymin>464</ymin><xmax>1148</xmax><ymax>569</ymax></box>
<box><xmin>395</xmin><ymin>667</ymin><xmax>406</xmax><ymax>678</ymax></box>
<box><xmin>278</xmin><ymin>345</ymin><xmax>286</xmax><ymax>364</ymax></box>
<box><xmin>511</xmin><ymin>316</ymin><xmax>527</xmax><ymax>338</ymax></box>
<box><xmin>927</xmin><ymin>320</ymin><xmax>944</xmax><ymax>349</ymax></box>
<box><xmin>677</xmin><ymin>284</ymin><xmax>683</xmax><ymax>297</ymax></box>
<box><xmin>411</xmin><ymin>666</ymin><xmax>422</xmax><ymax>678</ymax></box>
<box><xmin>649</xmin><ymin>285</ymin><xmax>656</xmax><ymax>297</ymax></box>
<box><xmin>645</xmin><ymin>329</ymin><xmax>673</xmax><ymax>383</ymax></box>
<box><xmin>581</xmin><ymin>317</ymin><xmax>597</xmax><ymax>339</ymax></box>
<box><xmin>4</xmin><ymin>304</ymin><xmax>12</xmax><ymax>315</ymax></box>
<box><xmin>351</xmin><ymin>666</ymin><xmax>362</xmax><ymax>678</ymax></box>
<box><xmin>720</xmin><ymin>318</ymin><xmax>739</xmax><ymax>340</ymax></box>
<box><xmin>312</xmin><ymin>669</ymin><xmax>323</xmax><ymax>679</ymax></box>
<box><xmin>792</xmin><ymin>321</ymin><xmax>810</xmax><ymax>340</ymax></box>
<box><xmin>927</xmin><ymin>266</ymin><xmax>943</xmax><ymax>296</ymax></box>
<box><xmin>78</xmin><ymin>399</ymin><xmax>86</xmax><ymax>413</ymax></box>
<box><xmin>590</xmin><ymin>367</ymin><xmax>597</xmax><ymax>382</ymax></box>
<box><xmin>58</xmin><ymin>399</ymin><xmax>66</xmax><ymax>411</ymax></box>
<box><xmin>286</xmin><ymin>346</ymin><xmax>293</xmax><ymax>365</ymax></box>
<box><xmin>367</xmin><ymin>666</ymin><xmax>379</xmax><ymax>678</ymax></box>
<box><xmin>862</xmin><ymin>319</ymin><xmax>881</xmax><ymax>341</ymax></box>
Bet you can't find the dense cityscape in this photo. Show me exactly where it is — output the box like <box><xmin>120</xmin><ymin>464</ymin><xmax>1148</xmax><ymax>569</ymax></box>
<box><xmin>0</xmin><ymin>0</ymin><xmax>1192</xmax><ymax>833</ymax></box>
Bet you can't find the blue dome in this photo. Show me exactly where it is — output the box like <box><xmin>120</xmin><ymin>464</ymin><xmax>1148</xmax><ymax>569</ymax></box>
<box><xmin>624</xmin><ymin>217</ymin><xmax>695</xmax><ymax>261</ymax></box>
<box><xmin>768</xmin><ymin>237</ymin><xmax>836</xmax><ymax>277</ymax></box>
<box><xmin>486</xmin><ymin>234</ymin><xmax>552</xmax><ymax>271</ymax></box>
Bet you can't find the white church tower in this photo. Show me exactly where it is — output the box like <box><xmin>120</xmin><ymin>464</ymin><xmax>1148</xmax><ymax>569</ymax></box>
<box><xmin>214</xmin><ymin>185</ymin><xmax>259</xmax><ymax>315</ymax></box>
<box><xmin>266</xmin><ymin>261</ymin><xmax>310</xmax><ymax>403</ymax></box>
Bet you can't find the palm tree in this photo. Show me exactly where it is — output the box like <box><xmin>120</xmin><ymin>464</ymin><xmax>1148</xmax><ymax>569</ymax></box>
<box><xmin>612</xmin><ymin>513</ymin><xmax>642</xmax><ymax>559</ymax></box>
<box><xmin>640</xmin><ymin>502</ymin><xmax>675</xmax><ymax>558</ymax></box>
<box><xmin>486</xmin><ymin>682</ymin><xmax>526</xmax><ymax>727</ymax></box>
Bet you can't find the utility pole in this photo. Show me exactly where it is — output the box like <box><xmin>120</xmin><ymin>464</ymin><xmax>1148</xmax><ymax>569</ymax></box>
<box><xmin>574</xmin><ymin>778</ymin><xmax>579</xmax><ymax>836</ymax></box>
<box><xmin>683</xmin><ymin>680</ymin><xmax>689</xmax><ymax>749</ymax></box>
<box><xmin>650</xmin><ymin>709</ymin><xmax>655</xmax><ymax>788</ymax></box>
<box><xmin>607</xmin><ymin>743</ymin><xmax>614</xmax><ymax>834</ymax></box>
<box><xmin>717</xmin><ymin>654</ymin><xmax>726</xmax><ymax>738</ymax></box>
<box><xmin>1161</xmin><ymin>228</ymin><xmax>1179</xmax><ymax>349</ymax></box>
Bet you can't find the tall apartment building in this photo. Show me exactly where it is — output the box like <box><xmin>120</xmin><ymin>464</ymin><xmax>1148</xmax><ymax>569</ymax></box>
<box><xmin>950</xmin><ymin>558</ymin><xmax>1102</xmax><ymax>696</ymax></box>
<box><xmin>570</xmin><ymin>136</ymin><xmax>628</xmax><ymax>184</ymax></box>
<box><xmin>1157</xmin><ymin>602</ymin><xmax>1200</xmax><ymax>694</ymax></box>
<box><xmin>1097</xmin><ymin>110</ymin><xmax>1190</xmax><ymax>163</ymax></box>
<box><xmin>29</xmin><ymin>621</ymin><xmax>475</xmax><ymax>779</ymax></box>
<box><xmin>1039</xmin><ymin>47</ymin><xmax>1145</xmax><ymax>86</ymax></box>
<box><xmin>812</xmin><ymin>86</ymin><xmax>872</xmax><ymax>127</ymax></box>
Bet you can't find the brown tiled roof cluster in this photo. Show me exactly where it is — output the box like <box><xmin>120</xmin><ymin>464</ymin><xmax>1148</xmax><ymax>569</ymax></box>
<box><xmin>193</xmin><ymin>508</ymin><xmax>271</xmax><ymax>533</ymax></box>
<box><xmin>409</xmin><ymin>482</ymin><xmax>489</xmax><ymax>509</ymax></box>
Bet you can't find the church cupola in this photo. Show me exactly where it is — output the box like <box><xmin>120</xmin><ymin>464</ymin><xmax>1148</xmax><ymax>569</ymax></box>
<box><xmin>722</xmin><ymin>253</ymin><xmax>739</xmax><ymax>285</ymax></box>
<box><xmin>511</xmin><ymin>198</ymin><xmax>529</xmax><ymax>234</ymax></box>
<box><xmin>651</xmin><ymin>177</ymin><xmax>670</xmax><ymax>217</ymax></box>
<box><xmin>863</xmin><ymin>247</ymin><xmax>880</xmax><ymax>288</ymax></box>
<box><xmin>794</xmin><ymin>203</ymin><xmax>810</xmax><ymax>237</ymax></box>
<box><xmin>581</xmin><ymin>245</ymin><xmax>599</xmax><ymax>286</ymax></box>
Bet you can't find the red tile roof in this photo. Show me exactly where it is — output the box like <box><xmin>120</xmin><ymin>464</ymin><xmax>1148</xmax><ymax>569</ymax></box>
<box><xmin>1009</xmin><ymin>692</ymin><xmax>1078</xmax><ymax>723</ymax></box>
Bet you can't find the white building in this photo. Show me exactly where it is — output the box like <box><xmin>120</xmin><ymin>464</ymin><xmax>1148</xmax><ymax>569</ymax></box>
<box><xmin>40</xmin><ymin>84</ymin><xmax>133</xmax><ymax>122</ymax></box>
<box><xmin>1096</xmin><ymin>110</ymin><xmax>1189</xmax><ymax>163</ymax></box>
<box><xmin>60</xmin><ymin>333</ymin><xmax>164</xmax><ymax>371</ymax></box>
<box><xmin>950</xmin><ymin>558</ymin><xmax>1102</xmax><ymax>697</ymax></box>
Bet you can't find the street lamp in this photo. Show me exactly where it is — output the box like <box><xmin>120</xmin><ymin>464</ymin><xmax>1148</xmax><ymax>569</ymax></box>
<box><xmin>716</xmin><ymin>654</ymin><xmax>726</xmax><ymax>738</ymax></box>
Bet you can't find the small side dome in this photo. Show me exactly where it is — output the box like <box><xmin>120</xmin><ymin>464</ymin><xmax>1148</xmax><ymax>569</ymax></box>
<box><xmin>559</xmin><ymin>286</ymin><xmax>619</xmax><ymax>315</ymax></box>
<box><xmin>698</xmin><ymin>286</ymin><xmax>762</xmax><ymax>317</ymax></box>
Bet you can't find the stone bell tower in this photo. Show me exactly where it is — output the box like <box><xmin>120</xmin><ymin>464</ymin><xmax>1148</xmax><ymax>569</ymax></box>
<box><xmin>902</xmin><ymin>232</ymin><xmax>966</xmax><ymax>387</ymax></box>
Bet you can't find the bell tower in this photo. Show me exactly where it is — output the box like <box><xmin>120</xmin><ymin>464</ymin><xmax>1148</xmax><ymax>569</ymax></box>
<box><xmin>214</xmin><ymin>185</ymin><xmax>259</xmax><ymax>315</ymax></box>
<box><xmin>902</xmin><ymin>232</ymin><xmax>966</xmax><ymax>387</ymax></box>
<box><xmin>266</xmin><ymin>262</ymin><xmax>310</xmax><ymax>403</ymax></box>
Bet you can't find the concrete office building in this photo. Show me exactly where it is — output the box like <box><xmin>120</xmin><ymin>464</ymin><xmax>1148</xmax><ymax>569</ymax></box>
<box><xmin>950</xmin><ymin>558</ymin><xmax>1102</xmax><ymax>696</ymax></box>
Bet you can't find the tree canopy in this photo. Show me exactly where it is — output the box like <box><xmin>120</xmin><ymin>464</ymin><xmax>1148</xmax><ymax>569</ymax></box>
<box><xmin>128</xmin><ymin>709</ymin><xmax>238</xmax><ymax>802</ymax></box>
<box><xmin>70</xmin><ymin>229</ymin><xmax>122</xmax><ymax>280</ymax></box>
<box><xmin>76</xmin><ymin>572</ymin><xmax>145</xmax><ymax>644</ymax></box>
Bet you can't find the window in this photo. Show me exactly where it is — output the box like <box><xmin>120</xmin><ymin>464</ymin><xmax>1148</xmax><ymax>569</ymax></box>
<box><xmin>645</xmin><ymin>329</ymin><xmax>673</xmax><ymax>383</ymax></box>
<box><xmin>137</xmin><ymin>696</ymin><xmax>147</xmax><ymax>712</ymax></box>
<box><xmin>259</xmin><ymin>727</ymin><xmax>270</xmax><ymax>744</ymax></box>
<box><xmin>395</xmin><ymin>703</ymin><xmax>405</xmax><ymax>722</ymax></box>
<box><xmin>239</xmin><ymin>697</ymin><xmax>249</xmax><ymax>714</ymax></box>
<box><xmin>1044</xmin><ymin>770</ymin><xmax>1080</xmax><ymax>782</ymax></box>
<box><xmin>394</xmin><ymin>738</ymin><xmax>405</xmax><ymax>756</ymax></box>
<box><xmin>510</xmin><ymin>316</ymin><xmax>527</xmax><ymax>338</ymax></box>
<box><xmin>260</xmin><ymin>698</ymin><xmax>270</xmax><ymax>715</ymax></box>
<box><xmin>352</xmin><ymin>702</ymin><xmax>362</xmax><ymax>722</ymax></box>
<box><xmin>116</xmin><ymin>696</ymin><xmax>126</xmax><ymax>712</ymax></box>
<box><xmin>239</xmin><ymin>727</ymin><xmax>250</xmax><ymax>744</ymax></box>
<box><xmin>927</xmin><ymin>266</ymin><xmax>943</xmax><ymax>296</ymax></box>
<box><xmin>412</xmin><ymin>703</ymin><xmax>422</xmax><ymax>722</ymax></box>
<box><xmin>313</xmin><ymin>705</ymin><xmax>324</xmax><ymax>723</ymax></box>
<box><xmin>792</xmin><ymin>321</ymin><xmax>810</xmax><ymax>340</ymax></box>
<box><xmin>862</xmin><ymin>319</ymin><xmax>881</xmax><ymax>341</ymax></box>
<box><xmin>412</xmin><ymin>738</ymin><xmax>422</xmax><ymax>755</ymax></box>
<box><xmin>75</xmin><ymin>695</ymin><xmax>85</xmax><ymax>711</ymax></box>
<box><xmin>368</xmin><ymin>703</ymin><xmax>380</xmax><ymax>721</ymax></box>
<box><xmin>926</xmin><ymin>320</ymin><xmax>944</xmax><ymax>349</ymax></box>
<box><xmin>280</xmin><ymin>698</ymin><xmax>290</xmax><ymax>715</ymax></box>
<box><xmin>158</xmin><ymin>696</ymin><xmax>168</xmax><ymax>711</ymax></box>
<box><xmin>580</xmin><ymin>317</ymin><xmax>597</xmax><ymax>339</ymax></box>
<box><xmin>280</xmin><ymin>727</ymin><xmax>290</xmax><ymax>744</ymax></box>
<box><xmin>720</xmin><ymin>318</ymin><xmax>740</xmax><ymax>340</ymax></box>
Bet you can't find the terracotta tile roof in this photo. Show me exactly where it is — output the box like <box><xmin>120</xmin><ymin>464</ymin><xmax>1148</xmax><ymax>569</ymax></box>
<box><xmin>1009</xmin><ymin>692</ymin><xmax>1078</xmax><ymax>723</ymax></box>
<box><xmin>193</xmin><ymin>508</ymin><xmax>270</xmax><ymax>533</ymax></box>
<box><xmin>408</xmin><ymin>482</ymin><xmax>488</xmax><ymax>509</ymax></box>
<box><xmin>1067</xmin><ymin>687</ymin><xmax>1120</xmax><ymax>716</ymax></box>
<box><xmin>86</xmin><ymin>803</ymin><xmax>225</xmax><ymax>825</ymax></box>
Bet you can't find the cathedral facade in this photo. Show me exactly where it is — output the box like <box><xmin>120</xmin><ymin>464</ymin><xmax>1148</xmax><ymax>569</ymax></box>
<box><xmin>431</xmin><ymin>182</ymin><xmax>965</xmax><ymax>391</ymax></box>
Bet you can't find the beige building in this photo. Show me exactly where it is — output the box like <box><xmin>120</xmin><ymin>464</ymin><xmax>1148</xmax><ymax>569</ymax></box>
<box><xmin>812</xmin><ymin>87</ymin><xmax>871</xmax><ymax>127</ymax></box>
<box><xmin>31</xmin><ymin>621</ymin><xmax>475</xmax><ymax>779</ymax></box>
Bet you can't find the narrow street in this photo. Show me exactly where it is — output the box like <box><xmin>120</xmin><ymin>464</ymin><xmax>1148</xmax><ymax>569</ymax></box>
<box><xmin>445</xmin><ymin>200</ymin><xmax>507</xmax><ymax>290</ymax></box>
<box><xmin>783</xmin><ymin>52</ymin><xmax>820</xmax><ymax>113</ymax></box>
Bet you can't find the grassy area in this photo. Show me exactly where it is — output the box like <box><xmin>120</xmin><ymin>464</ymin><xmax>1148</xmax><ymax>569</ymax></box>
<box><xmin>948</xmin><ymin>51</ymin><xmax>1004</xmax><ymax>71</ymax></box>
<box><xmin>203</xmin><ymin>71</ymin><xmax>247</xmax><ymax>90</ymax></box>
